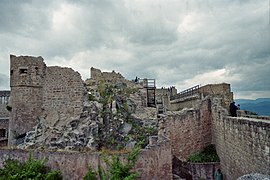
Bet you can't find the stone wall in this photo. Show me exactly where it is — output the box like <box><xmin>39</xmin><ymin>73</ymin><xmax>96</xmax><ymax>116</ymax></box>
<box><xmin>90</xmin><ymin>67</ymin><xmax>125</xmax><ymax>83</ymax></box>
<box><xmin>42</xmin><ymin>66</ymin><xmax>86</xmax><ymax>118</ymax></box>
<box><xmin>0</xmin><ymin>140</ymin><xmax>172</xmax><ymax>180</ymax></box>
<box><xmin>169</xmin><ymin>95</ymin><xmax>201</xmax><ymax>111</ymax></box>
<box><xmin>166</xmin><ymin>83</ymin><xmax>233</xmax><ymax>112</ymax></box>
<box><xmin>0</xmin><ymin>118</ymin><xmax>8</xmax><ymax>147</ymax></box>
<box><xmin>0</xmin><ymin>91</ymin><xmax>10</xmax><ymax>147</ymax></box>
<box><xmin>189</xmin><ymin>162</ymin><xmax>220</xmax><ymax>180</ymax></box>
<box><xmin>0</xmin><ymin>91</ymin><xmax>10</xmax><ymax>118</ymax></box>
<box><xmin>156</xmin><ymin>87</ymin><xmax>177</xmax><ymax>97</ymax></box>
<box><xmin>9</xmin><ymin>55</ymin><xmax>87</xmax><ymax>146</ymax></box>
<box><xmin>9</xmin><ymin>55</ymin><xmax>46</xmax><ymax>146</ymax></box>
<box><xmin>211</xmin><ymin>98</ymin><xmax>270</xmax><ymax>179</ymax></box>
<box><xmin>199</xmin><ymin>83</ymin><xmax>233</xmax><ymax>111</ymax></box>
<box><xmin>159</xmin><ymin>98</ymin><xmax>212</xmax><ymax>161</ymax></box>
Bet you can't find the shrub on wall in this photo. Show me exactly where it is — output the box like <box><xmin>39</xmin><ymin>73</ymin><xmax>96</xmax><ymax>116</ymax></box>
<box><xmin>0</xmin><ymin>154</ymin><xmax>62</xmax><ymax>180</ymax></box>
<box><xmin>187</xmin><ymin>145</ymin><xmax>220</xmax><ymax>163</ymax></box>
<box><xmin>84</xmin><ymin>144</ymin><xmax>141</xmax><ymax>180</ymax></box>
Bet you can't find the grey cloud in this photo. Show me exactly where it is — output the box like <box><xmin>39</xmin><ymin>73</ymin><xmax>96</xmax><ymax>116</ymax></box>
<box><xmin>0</xmin><ymin>0</ymin><xmax>269</xmax><ymax>99</ymax></box>
<box><xmin>0</xmin><ymin>0</ymin><xmax>53</xmax><ymax>37</ymax></box>
<box><xmin>0</xmin><ymin>73</ymin><xmax>9</xmax><ymax>90</ymax></box>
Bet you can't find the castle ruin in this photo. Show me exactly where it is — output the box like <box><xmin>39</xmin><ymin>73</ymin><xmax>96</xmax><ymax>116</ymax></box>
<box><xmin>9</xmin><ymin>55</ymin><xmax>86</xmax><ymax>146</ymax></box>
<box><xmin>0</xmin><ymin>55</ymin><xmax>269</xmax><ymax>179</ymax></box>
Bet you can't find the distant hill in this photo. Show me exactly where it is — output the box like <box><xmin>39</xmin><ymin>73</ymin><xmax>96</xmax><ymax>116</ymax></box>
<box><xmin>235</xmin><ymin>98</ymin><xmax>270</xmax><ymax>116</ymax></box>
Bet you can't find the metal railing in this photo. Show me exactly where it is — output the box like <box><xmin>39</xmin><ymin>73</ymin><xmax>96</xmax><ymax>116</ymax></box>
<box><xmin>170</xmin><ymin>85</ymin><xmax>200</xmax><ymax>100</ymax></box>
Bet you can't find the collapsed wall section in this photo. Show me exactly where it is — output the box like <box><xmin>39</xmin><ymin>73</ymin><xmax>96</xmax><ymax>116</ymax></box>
<box><xmin>211</xmin><ymin>98</ymin><xmax>270</xmax><ymax>179</ymax></box>
<box><xmin>9</xmin><ymin>55</ymin><xmax>87</xmax><ymax>146</ymax></box>
<box><xmin>43</xmin><ymin>66</ymin><xmax>86</xmax><ymax>118</ymax></box>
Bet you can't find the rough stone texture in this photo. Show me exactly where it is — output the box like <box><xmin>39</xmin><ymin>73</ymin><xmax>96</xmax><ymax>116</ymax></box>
<box><xmin>199</xmin><ymin>83</ymin><xmax>233</xmax><ymax>111</ymax></box>
<box><xmin>0</xmin><ymin>91</ymin><xmax>10</xmax><ymax>118</ymax></box>
<box><xmin>0</xmin><ymin>118</ymin><xmax>8</xmax><ymax>147</ymax></box>
<box><xmin>237</xmin><ymin>173</ymin><xmax>270</xmax><ymax>180</ymax></box>
<box><xmin>0</xmin><ymin>91</ymin><xmax>10</xmax><ymax>147</ymax></box>
<box><xmin>188</xmin><ymin>162</ymin><xmax>220</xmax><ymax>180</ymax></box>
<box><xmin>0</xmin><ymin>140</ymin><xmax>172</xmax><ymax>180</ymax></box>
<box><xmin>43</xmin><ymin>66</ymin><xmax>86</xmax><ymax>117</ymax></box>
<box><xmin>136</xmin><ymin>140</ymin><xmax>173</xmax><ymax>180</ymax></box>
<box><xmin>159</xmin><ymin>98</ymin><xmax>212</xmax><ymax>161</ymax></box>
<box><xmin>166</xmin><ymin>83</ymin><xmax>233</xmax><ymax>112</ymax></box>
<box><xmin>9</xmin><ymin>55</ymin><xmax>46</xmax><ymax>146</ymax></box>
<box><xmin>9</xmin><ymin>55</ymin><xmax>87</xmax><ymax>146</ymax></box>
<box><xmin>5</xmin><ymin>55</ymin><xmax>269</xmax><ymax>179</ymax></box>
<box><xmin>10</xmin><ymin>62</ymin><xmax>158</xmax><ymax>151</ymax></box>
<box><xmin>211</xmin><ymin>97</ymin><xmax>270</xmax><ymax>179</ymax></box>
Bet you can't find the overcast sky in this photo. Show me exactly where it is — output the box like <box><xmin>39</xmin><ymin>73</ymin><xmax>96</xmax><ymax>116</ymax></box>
<box><xmin>0</xmin><ymin>0</ymin><xmax>269</xmax><ymax>99</ymax></box>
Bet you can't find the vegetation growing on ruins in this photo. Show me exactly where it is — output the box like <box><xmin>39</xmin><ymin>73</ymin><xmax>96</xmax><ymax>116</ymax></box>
<box><xmin>88</xmin><ymin>80</ymin><xmax>157</xmax><ymax>150</ymax></box>
<box><xmin>187</xmin><ymin>144</ymin><xmax>220</xmax><ymax>163</ymax></box>
<box><xmin>84</xmin><ymin>143</ymin><xmax>141</xmax><ymax>180</ymax></box>
<box><xmin>0</xmin><ymin>154</ymin><xmax>62</xmax><ymax>180</ymax></box>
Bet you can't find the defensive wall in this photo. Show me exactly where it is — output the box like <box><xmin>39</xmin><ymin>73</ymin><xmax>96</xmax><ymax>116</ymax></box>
<box><xmin>0</xmin><ymin>139</ymin><xmax>172</xmax><ymax>180</ymax></box>
<box><xmin>211</xmin><ymin>98</ymin><xmax>270</xmax><ymax>179</ymax></box>
<box><xmin>159</xmin><ymin>98</ymin><xmax>212</xmax><ymax>161</ymax></box>
<box><xmin>0</xmin><ymin>91</ymin><xmax>10</xmax><ymax>147</ymax></box>
<box><xmin>9</xmin><ymin>55</ymin><xmax>86</xmax><ymax>146</ymax></box>
<box><xmin>158</xmin><ymin>94</ymin><xmax>269</xmax><ymax>179</ymax></box>
<box><xmin>1</xmin><ymin>55</ymin><xmax>269</xmax><ymax>179</ymax></box>
<box><xmin>167</xmin><ymin>83</ymin><xmax>233</xmax><ymax>112</ymax></box>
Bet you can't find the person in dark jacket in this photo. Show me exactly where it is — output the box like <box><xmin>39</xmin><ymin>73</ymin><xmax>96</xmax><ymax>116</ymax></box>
<box><xmin>214</xmin><ymin>169</ymin><xmax>223</xmax><ymax>180</ymax></box>
<box><xmin>230</xmin><ymin>101</ymin><xmax>237</xmax><ymax>117</ymax></box>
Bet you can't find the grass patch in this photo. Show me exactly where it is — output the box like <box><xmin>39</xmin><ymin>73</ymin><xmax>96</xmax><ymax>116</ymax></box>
<box><xmin>187</xmin><ymin>144</ymin><xmax>220</xmax><ymax>163</ymax></box>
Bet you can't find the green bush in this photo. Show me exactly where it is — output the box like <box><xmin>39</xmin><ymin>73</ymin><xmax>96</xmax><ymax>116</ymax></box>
<box><xmin>0</xmin><ymin>154</ymin><xmax>62</xmax><ymax>180</ymax></box>
<box><xmin>187</xmin><ymin>144</ymin><xmax>220</xmax><ymax>163</ymax></box>
<box><xmin>84</xmin><ymin>144</ymin><xmax>141</xmax><ymax>180</ymax></box>
<box><xmin>83</xmin><ymin>167</ymin><xmax>97</xmax><ymax>180</ymax></box>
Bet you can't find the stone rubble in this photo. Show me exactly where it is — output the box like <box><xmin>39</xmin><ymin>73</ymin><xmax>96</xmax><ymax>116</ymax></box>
<box><xmin>19</xmin><ymin>69</ymin><xmax>158</xmax><ymax>151</ymax></box>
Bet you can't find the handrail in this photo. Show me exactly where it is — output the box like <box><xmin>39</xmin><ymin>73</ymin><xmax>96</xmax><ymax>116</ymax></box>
<box><xmin>170</xmin><ymin>85</ymin><xmax>199</xmax><ymax>100</ymax></box>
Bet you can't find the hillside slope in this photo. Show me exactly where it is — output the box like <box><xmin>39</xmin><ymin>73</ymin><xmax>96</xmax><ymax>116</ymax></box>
<box><xmin>235</xmin><ymin>98</ymin><xmax>270</xmax><ymax>116</ymax></box>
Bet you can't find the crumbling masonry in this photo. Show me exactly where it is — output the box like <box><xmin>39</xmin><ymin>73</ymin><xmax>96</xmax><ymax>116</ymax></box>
<box><xmin>0</xmin><ymin>55</ymin><xmax>269</xmax><ymax>179</ymax></box>
<box><xmin>9</xmin><ymin>55</ymin><xmax>86</xmax><ymax>146</ymax></box>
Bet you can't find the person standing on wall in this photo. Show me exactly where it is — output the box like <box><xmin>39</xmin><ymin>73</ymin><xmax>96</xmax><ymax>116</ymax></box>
<box><xmin>229</xmin><ymin>101</ymin><xmax>237</xmax><ymax>117</ymax></box>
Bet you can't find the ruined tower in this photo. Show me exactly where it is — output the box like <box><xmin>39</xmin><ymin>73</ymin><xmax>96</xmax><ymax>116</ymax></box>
<box><xmin>9</xmin><ymin>55</ymin><xmax>46</xmax><ymax>146</ymax></box>
<box><xmin>9</xmin><ymin>55</ymin><xmax>87</xmax><ymax>146</ymax></box>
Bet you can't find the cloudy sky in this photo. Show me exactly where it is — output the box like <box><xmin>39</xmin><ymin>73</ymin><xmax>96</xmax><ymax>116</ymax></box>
<box><xmin>0</xmin><ymin>0</ymin><xmax>269</xmax><ymax>99</ymax></box>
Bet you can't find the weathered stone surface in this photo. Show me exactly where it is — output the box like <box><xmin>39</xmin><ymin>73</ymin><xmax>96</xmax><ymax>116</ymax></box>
<box><xmin>237</xmin><ymin>173</ymin><xmax>270</xmax><ymax>180</ymax></box>
<box><xmin>11</xmin><ymin>61</ymin><xmax>158</xmax><ymax>151</ymax></box>
<box><xmin>9</xmin><ymin>55</ymin><xmax>87</xmax><ymax>147</ymax></box>
<box><xmin>211</xmin><ymin>97</ymin><xmax>270</xmax><ymax>179</ymax></box>
<box><xmin>0</xmin><ymin>139</ymin><xmax>172</xmax><ymax>180</ymax></box>
<box><xmin>120</xmin><ymin>122</ymin><xmax>132</xmax><ymax>135</ymax></box>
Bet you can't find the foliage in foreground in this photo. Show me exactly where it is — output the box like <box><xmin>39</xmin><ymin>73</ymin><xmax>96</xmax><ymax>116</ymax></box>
<box><xmin>0</xmin><ymin>154</ymin><xmax>62</xmax><ymax>180</ymax></box>
<box><xmin>84</xmin><ymin>143</ymin><xmax>141</xmax><ymax>180</ymax></box>
<box><xmin>187</xmin><ymin>144</ymin><xmax>220</xmax><ymax>163</ymax></box>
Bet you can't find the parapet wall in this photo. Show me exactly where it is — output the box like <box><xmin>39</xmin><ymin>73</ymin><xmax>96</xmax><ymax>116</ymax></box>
<box><xmin>199</xmin><ymin>83</ymin><xmax>233</xmax><ymax>111</ymax></box>
<box><xmin>0</xmin><ymin>140</ymin><xmax>172</xmax><ymax>180</ymax></box>
<box><xmin>167</xmin><ymin>83</ymin><xmax>233</xmax><ymax>112</ymax></box>
<box><xmin>211</xmin><ymin>98</ymin><xmax>270</xmax><ymax>179</ymax></box>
